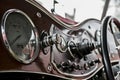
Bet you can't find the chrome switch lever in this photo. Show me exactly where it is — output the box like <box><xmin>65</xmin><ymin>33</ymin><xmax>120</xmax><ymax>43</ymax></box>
<box><xmin>67</xmin><ymin>40</ymin><xmax>100</xmax><ymax>58</ymax></box>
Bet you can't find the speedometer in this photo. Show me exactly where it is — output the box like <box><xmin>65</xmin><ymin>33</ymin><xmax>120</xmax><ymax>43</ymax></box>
<box><xmin>1</xmin><ymin>9</ymin><xmax>39</xmax><ymax>64</ymax></box>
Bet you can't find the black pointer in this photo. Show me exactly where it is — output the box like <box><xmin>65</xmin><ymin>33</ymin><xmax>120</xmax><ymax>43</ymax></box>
<box><xmin>10</xmin><ymin>35</ymin><xmax>22</xmax><ymax>45</ymax></box>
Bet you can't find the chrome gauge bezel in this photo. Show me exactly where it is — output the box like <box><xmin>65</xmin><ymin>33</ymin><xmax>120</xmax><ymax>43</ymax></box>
<box><xmin>1</xmin><ymin>9</ymin><xmax>39</xmax><ymax>64</ymax></box>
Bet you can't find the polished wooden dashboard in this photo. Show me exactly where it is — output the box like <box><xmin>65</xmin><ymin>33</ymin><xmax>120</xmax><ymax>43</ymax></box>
<box><xmin>0</xmin><ymin>0</ymin><xmax>120</xmax><ymax>80</ymax></box>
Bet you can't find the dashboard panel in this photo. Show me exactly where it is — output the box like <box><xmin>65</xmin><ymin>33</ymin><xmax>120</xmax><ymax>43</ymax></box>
<box><xmin>0</xmin><ymin>0</ymin><xmax>120</xmax><ymax>80</ymax></box>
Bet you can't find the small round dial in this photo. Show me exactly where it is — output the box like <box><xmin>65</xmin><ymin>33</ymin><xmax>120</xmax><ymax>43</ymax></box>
<box><xmin>1</xmin><ymin>9</ymin><xmax>39</xmax><ymax>64</ymax></box>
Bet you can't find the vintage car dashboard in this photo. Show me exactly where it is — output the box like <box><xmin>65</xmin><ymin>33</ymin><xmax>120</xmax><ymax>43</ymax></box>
<box><xmin>0</xmin><ymin>0</ymin><xmax>120</xmax><ymax>80</ymax></box>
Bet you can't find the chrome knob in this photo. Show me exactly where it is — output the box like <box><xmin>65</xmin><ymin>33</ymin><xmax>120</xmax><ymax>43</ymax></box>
<box><xmin>41</xmin><ymin>34</ymin><xmax>62</xmax><ymax>48</ymax></box>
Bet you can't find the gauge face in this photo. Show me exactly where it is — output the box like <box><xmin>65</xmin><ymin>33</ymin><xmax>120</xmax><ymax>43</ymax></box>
<box><xmin>1</xmin><ymin>9</ymin><xmax>39</xmax><ymax>64</ymax></box>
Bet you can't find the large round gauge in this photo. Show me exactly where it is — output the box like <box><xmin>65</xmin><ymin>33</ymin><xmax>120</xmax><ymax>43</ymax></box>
<box><xmin>1</xmin><ymin>9</ymin><xmax>39</xmax><ymax>64</ymax></box>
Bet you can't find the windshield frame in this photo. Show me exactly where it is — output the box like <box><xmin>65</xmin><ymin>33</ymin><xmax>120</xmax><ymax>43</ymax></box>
<box><xmin>101</xmin><ymin>0</ymin><xmax>110</xmax><ymax>21</ymax></box>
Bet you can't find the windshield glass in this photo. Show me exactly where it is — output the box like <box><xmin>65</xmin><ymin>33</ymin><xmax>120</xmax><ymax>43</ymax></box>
<box><xmin>36</xmin><ymin>0</ymin><xmax>120</xmax><ymax>22</ymax></box>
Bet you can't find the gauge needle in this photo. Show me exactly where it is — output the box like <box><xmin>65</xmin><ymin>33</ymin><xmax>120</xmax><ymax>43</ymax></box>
<box><xmin>11</xmin><ymin>35</ymin><xmax>22</xmax><ymax>45</ymax></box>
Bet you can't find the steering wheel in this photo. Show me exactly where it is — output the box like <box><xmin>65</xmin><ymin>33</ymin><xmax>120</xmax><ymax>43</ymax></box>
<box><xmin>101</xmin><ymin>16</ymin><xmax>120</xmax><ymax>80</ymax></box>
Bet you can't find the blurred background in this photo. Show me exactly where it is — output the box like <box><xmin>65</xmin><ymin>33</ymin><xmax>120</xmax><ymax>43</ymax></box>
<box><xmin>36</xmin><ymin>0</ymin><xmax>120</xmax><ymax>22</ymax></box>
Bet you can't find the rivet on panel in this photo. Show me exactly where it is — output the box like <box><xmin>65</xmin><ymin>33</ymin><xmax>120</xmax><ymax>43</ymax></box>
<box><xmin>36</xmin><ymin>12</ymin><xmax>42</xmax><ymax>18</ymax></box>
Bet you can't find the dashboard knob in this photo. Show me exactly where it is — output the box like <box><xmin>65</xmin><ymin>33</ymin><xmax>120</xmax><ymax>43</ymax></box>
<box><xmin>88</xmin><ymin>59</ymin><xmax>101</xmax><ymax>67</ymax></box>
<box><xmin>84</xmin><ymin>63</ymin><xmax>90</xmax><ymax>70</ymax></box>
<box><xmin>89</xmin><ymin>60</ymin><xmax>95</xmax><ymax>66</ymax></box>
<box><xmin>94</xmin><ymin>59</ymin><xmax>101</xmax><ymax>63</ymax></box>
<box><xmin>41</xmin><ymin>34</ymin><xmax>62</xmax><ymax>48</ymax></box>
<box><xmin>72</xmin><ymin>62</ymin><xmax>79</xmax><ymax>70</ymax></box>
<box><xmin>60</xmin><ymin>60</ymin><xmax>72</xmax><ymax>68</ymax></box>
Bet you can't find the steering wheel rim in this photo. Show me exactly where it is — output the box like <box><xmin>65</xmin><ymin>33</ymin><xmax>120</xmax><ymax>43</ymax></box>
<box><xmin>100</xmin><ymin>16</ymin><xmax>120</xmax><ymax>80</ymax></box>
